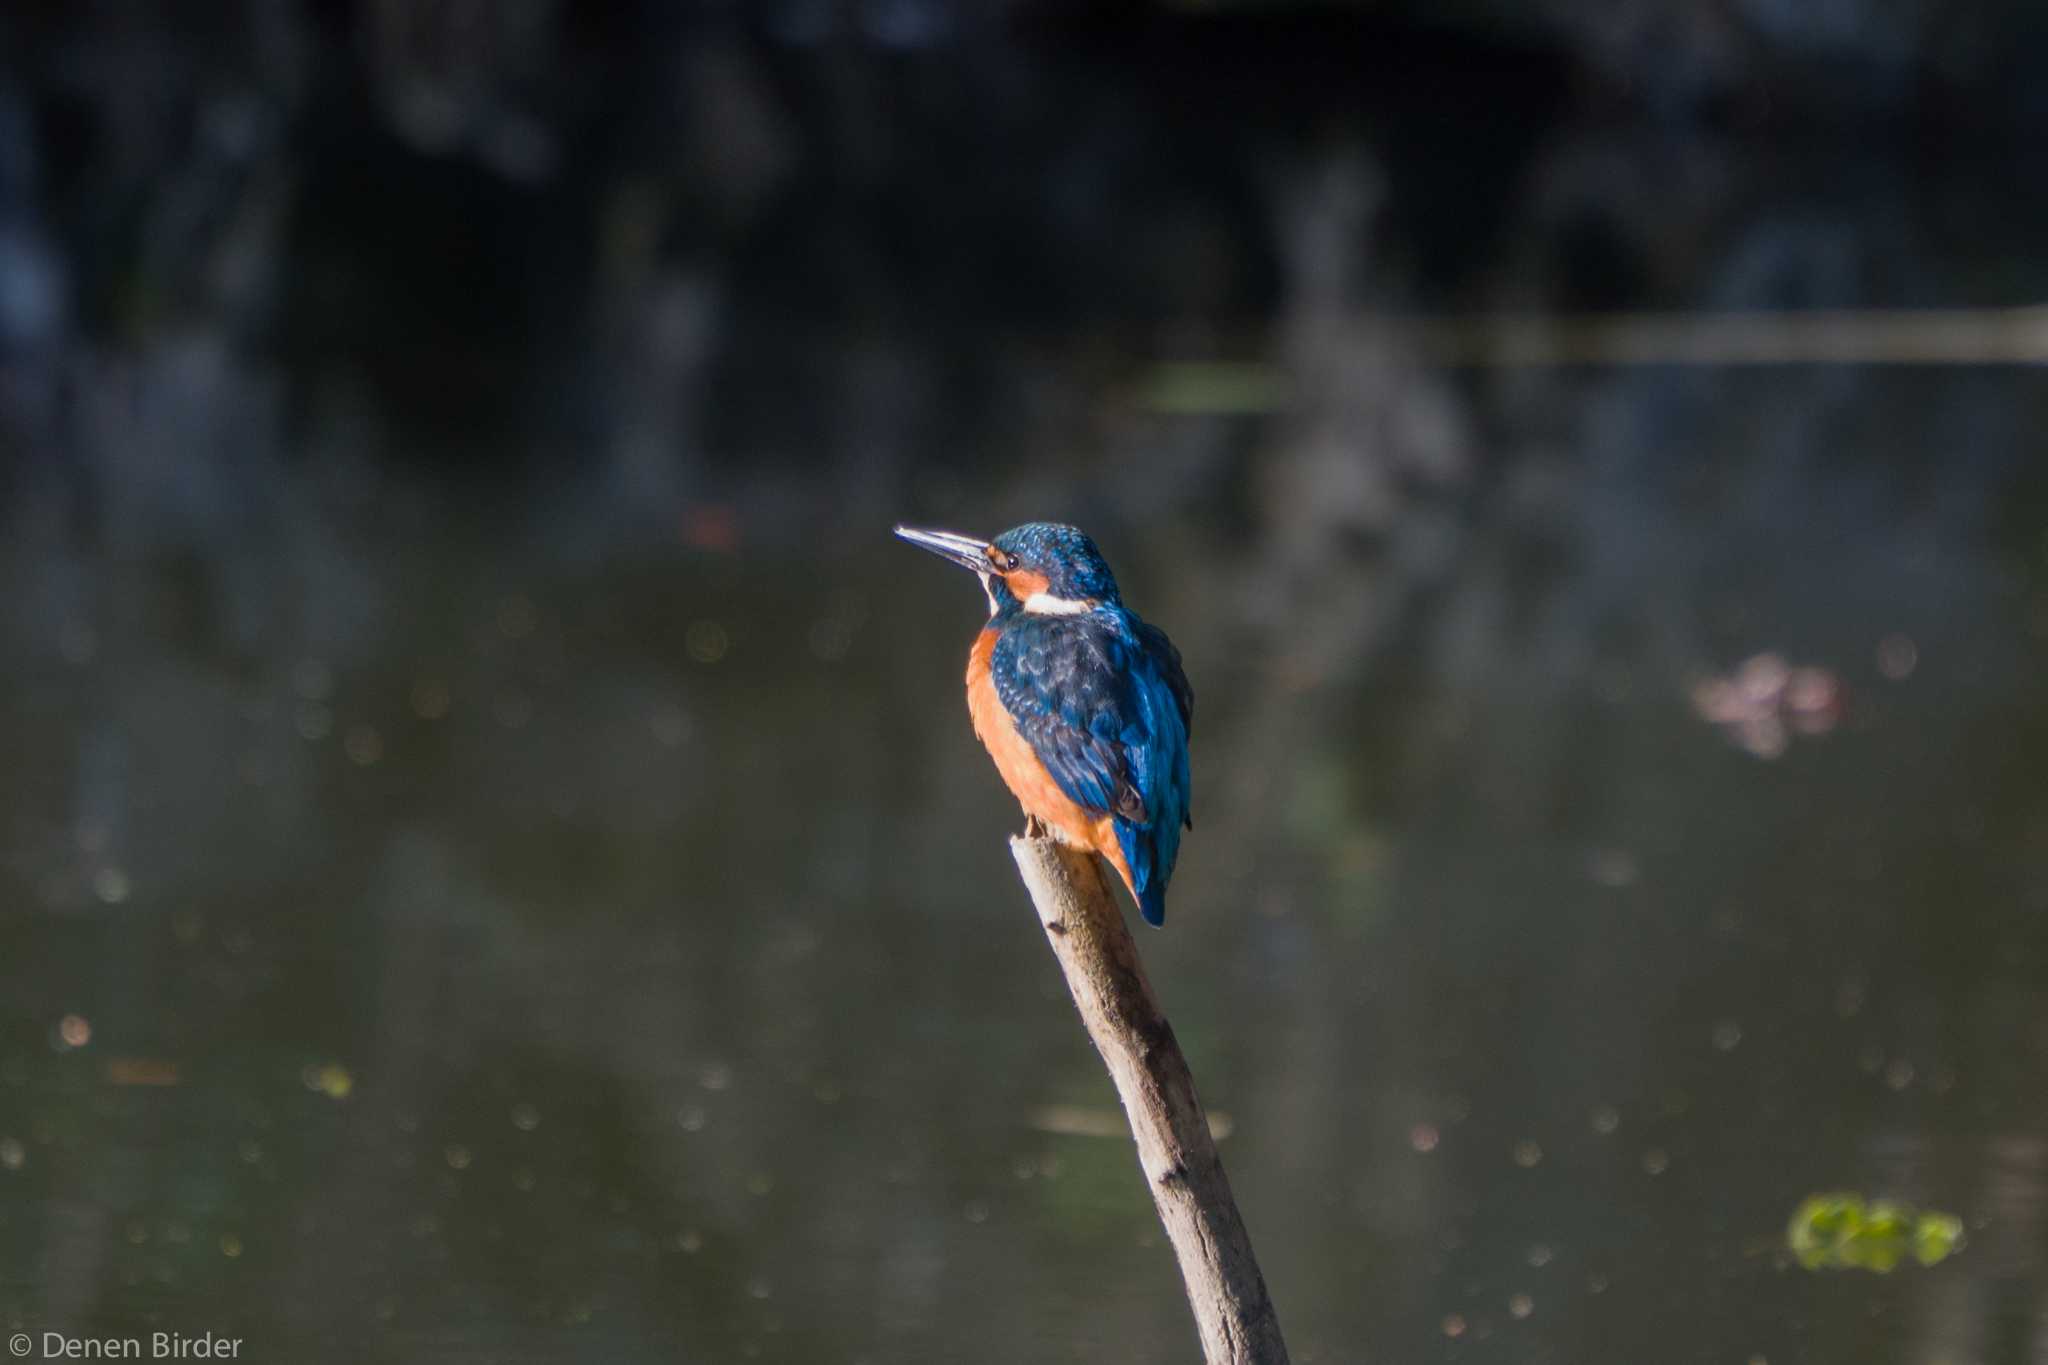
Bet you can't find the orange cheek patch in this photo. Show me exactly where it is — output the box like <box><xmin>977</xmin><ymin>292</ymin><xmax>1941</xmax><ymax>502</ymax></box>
<box><xmin>1004</xmin><ymin>569</ymin><xmax>1049</xmax><ymax>599</ymax></box>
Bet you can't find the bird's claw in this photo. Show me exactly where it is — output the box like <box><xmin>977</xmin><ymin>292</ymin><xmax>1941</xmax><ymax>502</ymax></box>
<box><xmin>1023</xmin><ymin>814</ymin><xmax>1048</xmax><ymax>840</ymax></box>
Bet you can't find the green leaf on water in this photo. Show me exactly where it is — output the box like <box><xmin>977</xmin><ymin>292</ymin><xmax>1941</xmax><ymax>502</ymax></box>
<box><xmin>1787</xmin><ymin>1192</ymin><xmax>1965</xmax><ymax>1271</ymax></box>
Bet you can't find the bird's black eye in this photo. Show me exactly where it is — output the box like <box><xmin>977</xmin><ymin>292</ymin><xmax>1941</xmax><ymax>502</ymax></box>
<box><xmin>989</xmin><ymin>548</ymin><xmax>1018</xmax><ymax>573</ymax></box>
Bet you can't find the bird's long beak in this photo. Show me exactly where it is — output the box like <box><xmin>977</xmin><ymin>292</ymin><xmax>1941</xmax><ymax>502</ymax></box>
<box><xmin>893</xmin><ymin>525</ymin><xmax>991</xmax><ymax>574</ymax></box>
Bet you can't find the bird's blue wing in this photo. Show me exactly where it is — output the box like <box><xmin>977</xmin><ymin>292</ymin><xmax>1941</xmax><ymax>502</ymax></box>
<box><xmin>990</xmin><ymin>617</ymin><xmax>1136</xmax><ymax>816</ymax></box>
<box><xmin>991</xmin><ymin>614</ymin><xmax>1192</xmax><ymax>925</ymax></box>
<box><xmin>1134</xmin><ymin>616</ymin><xmax>1193</xmax><ymax>828</ymax></box>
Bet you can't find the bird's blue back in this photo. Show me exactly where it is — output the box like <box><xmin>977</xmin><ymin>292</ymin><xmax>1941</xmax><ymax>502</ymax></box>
<box><xmin>988</xmin><ymin>606</ymin><xmax>1193</xmax><ymax>925</ymax></box>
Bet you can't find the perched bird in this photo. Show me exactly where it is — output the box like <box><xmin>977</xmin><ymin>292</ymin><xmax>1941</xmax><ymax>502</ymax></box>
<box><xmin>894</xmin><ymin>522</ymin><xmax>1193</xmax><ymax>926</ymax></box>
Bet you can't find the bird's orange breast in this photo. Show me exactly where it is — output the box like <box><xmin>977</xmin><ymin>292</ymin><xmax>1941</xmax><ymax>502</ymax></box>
<box><xmin>967</xmin><ymin>629</ymin><xmax>1136</xmax><ymax>897</ymax></box>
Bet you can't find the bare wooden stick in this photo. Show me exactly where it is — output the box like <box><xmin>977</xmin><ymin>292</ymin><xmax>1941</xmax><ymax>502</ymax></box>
<box><xmin>1009</xmin><ymin>835</ymin><xmax>1290</xmax><ymax>1365</ymax></box>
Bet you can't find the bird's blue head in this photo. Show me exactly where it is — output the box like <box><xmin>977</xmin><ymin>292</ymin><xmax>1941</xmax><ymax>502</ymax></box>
<box><xmin>894</xmin><ymin>521</ymin><xmax>1122</xmax><ymax>618</ymax></box>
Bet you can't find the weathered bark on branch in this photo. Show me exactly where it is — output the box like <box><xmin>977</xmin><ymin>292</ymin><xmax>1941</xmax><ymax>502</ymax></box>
<box><xmin>1009</xmin><ymin>835</ymin><xmax>1290</xmax><ymax>1365</ymax></box>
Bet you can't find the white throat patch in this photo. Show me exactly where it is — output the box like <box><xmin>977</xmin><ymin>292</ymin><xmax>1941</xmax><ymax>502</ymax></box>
<box><xmin>1022</xmin><ymin>592</ymin><xmax>1095</xmax><ymax>616</ymax></box>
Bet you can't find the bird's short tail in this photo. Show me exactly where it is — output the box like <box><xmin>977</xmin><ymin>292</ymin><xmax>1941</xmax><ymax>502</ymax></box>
<box><xmin>1110</xmin><ymin>820</ymin><xmax>1173</xmax><ymax>928</ymax></box>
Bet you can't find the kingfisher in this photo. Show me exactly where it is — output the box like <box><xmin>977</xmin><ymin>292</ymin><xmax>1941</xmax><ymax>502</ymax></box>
<box><xmin>894</xmin><ymin>522</ymin><xmax>1193</xmax><ymax>926</ymax></box>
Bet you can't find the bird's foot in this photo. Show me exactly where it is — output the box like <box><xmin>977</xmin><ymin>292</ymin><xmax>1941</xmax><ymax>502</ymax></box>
<box><xmin>1023</xmin><ymin>814</ymin><xmax>1048</xmax><ymax>840</ymax></box>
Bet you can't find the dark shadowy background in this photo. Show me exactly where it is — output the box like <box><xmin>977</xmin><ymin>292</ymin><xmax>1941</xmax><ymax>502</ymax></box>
<box><xmin>4</xmin><ymin>3</ymin><xmax>2048</xmax><ymax>1362</ymax></box>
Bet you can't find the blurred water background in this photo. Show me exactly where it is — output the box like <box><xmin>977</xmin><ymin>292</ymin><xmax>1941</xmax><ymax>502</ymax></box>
<box><xmin>5</xmin><ymin>3</ymin><xmax>2048</xmax><ymax>1362</ymax></box>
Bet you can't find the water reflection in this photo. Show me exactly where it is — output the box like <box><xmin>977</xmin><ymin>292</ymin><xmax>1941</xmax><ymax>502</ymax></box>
<box><xmin>5</xmin><ymin>353</ymin><xmax>2045</xmax><ymax>1360</ymax></box>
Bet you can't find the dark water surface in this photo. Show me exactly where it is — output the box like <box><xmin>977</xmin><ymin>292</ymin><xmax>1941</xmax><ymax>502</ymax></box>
<box><xmin>3</xmin><ymin>356</ymin><xmax>2046</xmax><ymax>1364</ymax></box>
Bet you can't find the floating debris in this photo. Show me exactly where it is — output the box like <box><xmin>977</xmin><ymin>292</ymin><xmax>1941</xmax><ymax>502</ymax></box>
<box><xmin>1786</xmin><ymin>1193</ymin><xmax>1965</xmax><ymax>1271</ymax></box>
<box><xmin>679</xmin><ymin>503</ymin><xmax>741</xmax><ymax>553</ymax></box>
<box><xmin>105</xmin><ymin>1057</ymin><xmax>181</xmax><ymax>1086</ymax></box>
<box><xmin>1876</xmin><ymin>634</ymin><xmax>1918</xmax><ymax>680</ymax></box>
<box><xmin>685</xmin><ymin>620</ymin><xmax>730</xmax><ymax>664</ymax></box>
<box><xmin>410</xmin><ymin>677</ymin><xmax>452</xmax><ymax>719</ymax></box>
<box><xmin>302</xmin><ymin>1062</ymin><xmax>355</xmax><ymax>1100</ymax></box>
<box><xmin>1030</xmin><ymin>1104</ymin><xmax>1234</xmax><ymax>1141</ymax></box>
<box><xmin>343</xmin><ymin>724</ymin><xmax>384</xmax><ymax>766</ymax></box>
<box><xmin>1692</xmin><ymin>653</ymin><xmax>1844</xmax><ymax>758</ymax></box>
